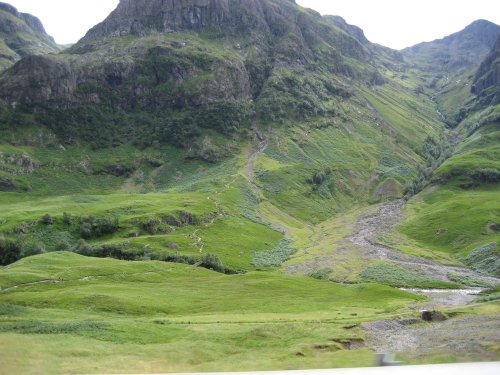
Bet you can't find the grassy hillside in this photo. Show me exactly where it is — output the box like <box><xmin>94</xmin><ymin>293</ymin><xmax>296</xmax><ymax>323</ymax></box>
<box><xmin>399</xmin><ymin>119</ymin><xmax>500</xmax><ymax>269</ymax></box>
<box><xmin>0</xmin><ymin>252</ymin><xmax>421</xmax><ymax>374</ymax></box>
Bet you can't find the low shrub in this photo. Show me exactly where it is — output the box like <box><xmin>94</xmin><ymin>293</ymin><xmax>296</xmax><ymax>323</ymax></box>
<box><xmin>79</xmin><ymin>216</ymin><xmax>120</xmax><ymax>239</ymax></box>
<box><xmin>200</xmin><ymin>253</ymin><xmax>225</xmax><ymax>273</ymax></box>
<box><xmin>360</xmin><ymin>263</ymin><xmax>460</xmax><ymax>288</ymax></box>
<box><xmin>474</xmin><ymin>292</ymin><xmax>500</xmax><ymax>303</ymax></box>
<box><xmin>62</xmin><ymin>212</ymin><xmax>73</xmax><ymax>225</ymax></box>
<box><xmin>252</xmin><ymin>240</ymin><xmax>297</xmax><ymax>268</ymax></box>
<box><xmin>41</xmin><ymin>214</ymin><xmax>54</xmax><ymax>225</ymax></box>
<box><xmin>309</xmin><ymin>268</ymin><xmax>333</xmax><ymax>280</ymax></box>
<box><xmin>446</xmin><ymin>272</ymin><xmax>493</xmax><ymax>288</ymax></box>
<box><xmin>465</xmin><ymin>243</ymin><xmax>500</xmax><ymax>276</ymax></box>
<box><xmin>0</xmin><ymin>320</ymin><xmax>106</xmax><ymax>334</ymax></box>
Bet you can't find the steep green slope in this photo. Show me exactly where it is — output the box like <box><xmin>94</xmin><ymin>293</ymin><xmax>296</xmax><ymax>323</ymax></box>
<box><xmin>400</xmin><ymin>115</ymin><xmax>500</xmax><ymax>256</ymax></box>
<box><xmin>0</xmin><ymin>2</ymin><xmax>60</xmax><ymax>71</ymax></box>
<box><xmin>398</xmin><ymin>30</ymin><xmax>500</xmax><ymax>268</ymax></box>
<box><xmin>472</xmin><ymin>34</ymin><xmax>500</xmax><ymax>106</ymax></box>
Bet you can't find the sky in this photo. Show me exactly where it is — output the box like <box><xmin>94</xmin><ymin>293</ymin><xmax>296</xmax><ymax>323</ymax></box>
<box><xmin>3</xmin><ymin>0</ymin><xmax>500</xmax><ymax>49</ymax></box>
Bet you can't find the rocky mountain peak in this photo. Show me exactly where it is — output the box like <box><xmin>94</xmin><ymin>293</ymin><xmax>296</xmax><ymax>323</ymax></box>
<box><xmin>0</xmin><ymin>2</ymin><xmax>51</xmax><ymax>38</ymax></box>
<box><xmin>77</xmin><ymin>0</ymin><xmax>301</xmax><ymax>45</ymax></box>
<box><xmin>402</xmin><ymin>19</ymin><xmax>500</xmax><ymax>72</ymax></box>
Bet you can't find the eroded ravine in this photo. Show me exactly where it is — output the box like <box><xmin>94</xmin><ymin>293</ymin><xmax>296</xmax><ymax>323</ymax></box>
<box><xmin>347</xmin><ymin>199</ymin><xmax>498</xmax><ymax>286</ymax></box>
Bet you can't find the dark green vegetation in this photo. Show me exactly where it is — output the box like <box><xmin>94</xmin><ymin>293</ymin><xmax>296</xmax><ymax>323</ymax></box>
<box><xmin>0</xmin><ymin>2</ymin><xmax>60</xmax><ymax>71</ymax></box>
<box><xmin>0</xmin><ymin>0</ymin><xmax>499</xmax><ymax>373</ymax></box>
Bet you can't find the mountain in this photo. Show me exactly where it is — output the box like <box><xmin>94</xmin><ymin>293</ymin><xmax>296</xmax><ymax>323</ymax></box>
<box><xmin>0</xmin><ymin>2</ymin><xmax>60</xmax><ymax>71</ymax></box>
<box><xmin>396</xmin><ymin>21</ymin><xmax>500</xmax><ymax>279</ymax></box>
<box><xmin>0</xmin><ymin>0</ymin><xmax>402</xmax><ymax>151</ymax></box>
<box><xmin>402</xmin><ymin>19</ymin><xmax>500</xmax><ymax>73</ymax></box>
<box><xmin>401</xmin><ymin>19</ymin><xmax>500</xmax><ymax>126</ymax></box>
<box><xmin>0</xmin><ymin>2</ymin><xmax>499</xmax><ymax>372</ymax></box>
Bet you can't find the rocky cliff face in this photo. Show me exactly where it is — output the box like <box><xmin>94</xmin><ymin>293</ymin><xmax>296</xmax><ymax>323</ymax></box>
<box><xmin>472</xmin><ymin>35</ymin><xmax>500</xmax><ymax>104</ymax></box>
<box><xmin>80</xmin><ymin>0</ymin><xmax>270</xmax><ymax>40</ymax></box>
<box><xmin>0</xmin><ymin>2</ymin><xmax>60</xmax><ymax>70</ymax></box>
<box><xmin>0</xmin><ymin>0</ymin><xmax>376</xmax><ymax>105</ymax></box>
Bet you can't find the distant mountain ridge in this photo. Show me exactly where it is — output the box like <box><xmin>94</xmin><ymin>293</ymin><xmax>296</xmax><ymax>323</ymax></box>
<box><xmin>402</xmin><ymin>19</ymin><xmax>500</xmax><ymax>72</ymax></box>
<box><xmin>0</xmin><ymin>2</ymin><xmax>60</xmax><ymax>70</ymax></box>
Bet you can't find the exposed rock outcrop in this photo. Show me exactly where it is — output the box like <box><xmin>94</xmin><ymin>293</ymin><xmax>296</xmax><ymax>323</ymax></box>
<box><xmin>472</xmin><ymin>34</ymin><xmax>500</xmax><ymax>104</ymax></box>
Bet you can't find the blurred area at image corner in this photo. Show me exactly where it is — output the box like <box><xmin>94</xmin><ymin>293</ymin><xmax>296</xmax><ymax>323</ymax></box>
<box><xmin>106</xmin><ymin>361</ymin><xmax>500</xmax><ymax>375</ymax></box>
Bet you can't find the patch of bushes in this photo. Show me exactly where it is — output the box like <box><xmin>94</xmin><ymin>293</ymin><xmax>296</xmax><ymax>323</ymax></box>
<box><xmin>40</xmin><ymin>214</ymin><xmax>54</xmax><ymax>225</ymax></box>
<box><xmin>465</xmin><ymin>243</ymin><xmax>500</xmax><ymax>276</ymax></box>
<box><xmin>312</xmin><ymin>171</ymin><xmax>327</xmax><ymax>185</ymax></box>
<box><xmin>142</xmin><ymin>217</ymin><xmax>173</xmax><ymax>235</ymax></box>
<box><xmin>0</xmin><ymin>236</ymin><xmax>47</xmax><ymax>265</ymax></box>
<box><xmin>360</xmin><ymin>263</ymin><xmax>460</xmax><ymax>288</ymax></box>
<box><xmin>74</xmin><ymin>244</ymin><xmax>141</xmax><ymax>261</ymax></box>
<box><xmin>73</xmin><ymin>241</ymin><xmax>230</xmax><ymax>274</ymax></box>
<box><xmin>0</xmin><ymin>303</ymin><xmax>26</xmax><ymax>316</ymax></box>
<box><xmin>79</xmin><ymin>216</ymin><xmax>120</xmax><ymax>239</ymax></box>
<box><xmin>62</xmin><ymin>212</ymin><xmax>73</xmax><ymax>225</ymax></box>
<box><xmin>199</xmin><ymin>253</ymin><xmax>225</xmax><ymax>273</ymax></box>
<box><xmin>252</xmin><ymin>240</ymin><xmax>297</xmax><ymax>268</ymax></box>
<box><xmin>469</xmin><ymin>168</ymin><xmax>500</xmax><ymax>184</ymax></box>
<box><xmin>0</xmin><ymin>238</ymin><xmax>22</xmax><ymax>266</ymax></box>
<box><xmin>474</xmin><ymin>292</ymin><xmax>500</xmax><ymax>303</ymax></box>
<box><xmin>0</xmin><ymin>320</ymin><xmax>106</xmax><ymax>334</ymax></box>
<box><xmin>309</xmin><ymin>268</ymin><xmax>333</xmax><ymax>280</ymax></box>
<box><xmin>446</xmin><ymin>272</ymin><xmax>493</xmax><ymax>288</ymax></box>
<box><xmin>307</xmin><ymin>168</ymin><xmax>335</xmax><ymax>198</ymax></box>
<box><xmin>141</xmin><ymin>212</ymin><xmax>198</xmax><ymax>234</ymax></box>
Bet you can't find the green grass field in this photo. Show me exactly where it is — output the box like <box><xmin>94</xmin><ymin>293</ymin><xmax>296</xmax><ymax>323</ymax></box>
<box><xmin>0</xmin><ymin>252</ymin><xmax>421</xmax><ymax>374</ymax></box>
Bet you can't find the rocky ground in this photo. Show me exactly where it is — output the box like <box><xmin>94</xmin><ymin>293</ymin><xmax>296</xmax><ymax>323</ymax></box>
<box><xmin>347</xmin><ymin>199</ymin><xmax>498</xmax><ymax>284</ymax></box>
<box><xmin>363</xmin><ymin>314</ymin><xmax>500</xmax><ymax>362</ymax></box>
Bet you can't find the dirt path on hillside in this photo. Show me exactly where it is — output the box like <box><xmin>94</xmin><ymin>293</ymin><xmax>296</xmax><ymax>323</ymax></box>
<box><xmin>246</xmin><ymin>131</ymin><xmax>267</xmax><ymax>183</ymax></box>
<box><xmin>346</xmin><ymin>199</ymin><xmax>499</xmax><ymax>286</ymax></box>
<box><xmin>0</xmin><ymin>279</ymin><xmax>61</xmax><ymax>293</ymax></box>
